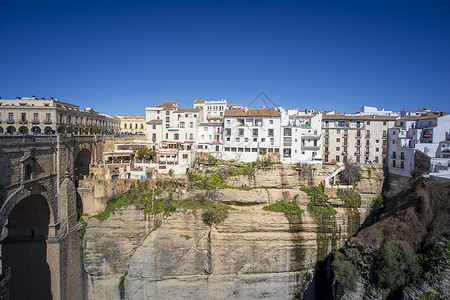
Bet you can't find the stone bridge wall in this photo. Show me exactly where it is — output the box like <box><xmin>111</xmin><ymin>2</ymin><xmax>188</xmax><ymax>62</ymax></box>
<box><xmin>0</xmin><ymin>134</ymin><xmax>104</xmax><ymax>299</ymax></box>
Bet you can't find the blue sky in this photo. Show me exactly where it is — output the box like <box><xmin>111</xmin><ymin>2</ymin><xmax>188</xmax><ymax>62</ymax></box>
<box><xmin>0</xmin><ymin>0</ymin><xmax>449</xmax><ymax>115</ymax></box>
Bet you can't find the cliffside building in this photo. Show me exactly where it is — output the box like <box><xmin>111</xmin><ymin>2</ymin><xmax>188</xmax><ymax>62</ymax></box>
<box><xmin>222</xmin><ymin>107</ymin><xmax>282</xmax><ymax>162</ymax></box>
<box><xmin>322</xmin><ymin>113</ymin><xmax>396</xmax><ymax>164</ymax></box>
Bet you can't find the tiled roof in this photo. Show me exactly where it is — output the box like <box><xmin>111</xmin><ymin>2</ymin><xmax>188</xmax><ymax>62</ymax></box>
<box><xmin>322</xmin><ymin>114</ymin><xmax>396</xmax><ymax>121</ymax></box>
<box><xmin>117</xmin><ymin>115</ymin><xmax>145</xmax><ymax>119</ymax></box>
<box><xmin>227</xmin><ymin>104</ymin><xmax>242</xmax><ymax>107</ymax></box>
<box><xmin>194</xmin><ymin>99</ymin><xmax>206</xmax><ymax>104</ymax></box>
<box><xmin>224</xmin><ymin>108</ymin><xmax>281</xmax><ymax>117</ymax></box>
<box><xmin>155</xmin><ymin>101</ymin><xmax>178</xmax><ymax>109</ymax></box>
<box><xmin>147</xmin><ymin>119</ymin><xmax>163</xmax><ymax>124</ymax></box>
<box><xmin>289</xmin><ymin>115</ymin><xmax>313</xmax><ymax>119</ymax></box>
<box><xmin>398</xmin><ymin>115</ymin><xmax>437</xmax><ymax>120</ymax></box>
<box><xmin>175</xmin><ymin>108</ymin><xmax>201</xmax><ymax>113</ymax></box>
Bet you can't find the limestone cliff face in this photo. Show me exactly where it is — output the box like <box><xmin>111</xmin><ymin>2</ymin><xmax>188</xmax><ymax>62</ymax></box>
<box><xmin>82</xmin><ymin>165</ymin><xmax>385</xmax><ymax>299</ymax></box>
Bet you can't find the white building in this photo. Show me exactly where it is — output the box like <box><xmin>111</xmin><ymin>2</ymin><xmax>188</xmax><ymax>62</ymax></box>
<box><xmin>196</xmin><ymin>122</ymin><xmax>223</xmax><ymax>158</ymax></box>
<box><xmin>145</xmin><ymin>101</ymin><xmax>202</xmax><ymax>174</ymax></box>
<box><xmin>387</xmin><ymin>113</ymin><xmax>450</xmax><ymax>177</ymax></box>
<box><xmin>222</xmin><ymin>107</ymin><xmax>281</xmax><ymax>162</ymax></box>
<box><xmin>279</xmin><ymin>108</ymin><xmax>322</xmax><ymax>164</ymax></box>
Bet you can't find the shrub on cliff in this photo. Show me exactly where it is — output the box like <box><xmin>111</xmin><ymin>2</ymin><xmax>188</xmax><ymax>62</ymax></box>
<box><xmin>263</xmin><ymin>200</ymin><xmax>304</xmax><ymax>217</ymax></box>
<box><xmin>332</xmin><ymin>251</ymin><xmax>359</xmax><ymax>294</ymax></box>
<box><xmin>202</xmin><ymin>203</ymin><xmax>230</xmax><ymax>225</ymax></box>
<box><xmin>375</xmin><ymin>243</ymin><xmax>420</xmax><ymax>291</ymax></box>
<box><xmin>339</xmin><ymin>162</ymin><xmax>361</xmax><ymax>184</ymax></box>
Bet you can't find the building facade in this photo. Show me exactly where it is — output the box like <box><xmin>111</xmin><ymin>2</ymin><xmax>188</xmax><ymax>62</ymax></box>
<box><xmin>222</xmin><ymin>108</ymin><xmax>281</xmax><ymax>162</ymax></box>
<box><xmin>116</xmin><ymin>115</ymin><xmax>145</xmax><ymax>134</ymax></box>
<box><xmin>322</xmin><ymin>113</ymin><xmax>396</xmax><ymax>164</ymax></box>
<box><xmin>0</xmin><ymin>96</ymin><xmax>120</xmax><ymax>134</ymax></box>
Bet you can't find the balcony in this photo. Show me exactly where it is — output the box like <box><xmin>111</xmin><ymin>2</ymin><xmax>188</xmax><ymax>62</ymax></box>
<box><xmin>32</xmin><ymin>119</ymin><xmax>40</xmax><ymax>124</ymax></box>
<box><xmin>19</xmin><ymin>120</ymin><xmax>27</xmax><ymax>124</ymax></box>
<box><xmin>44</xmin><ymin>120</ymin><xmax>52</xmax><ymax>124</ymax></box>
<box><xmin>6</xmin><ymin>119</ymin><xmax>14</xmax><ymax>124</ymax></box>
<box><xmin>355</xmin><ymin>152</ymin><xmax>361</xmax><ymax>156</ymax></box>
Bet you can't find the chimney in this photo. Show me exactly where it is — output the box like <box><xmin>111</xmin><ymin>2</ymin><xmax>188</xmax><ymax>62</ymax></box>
<box><xmin>17</xmin><ymin>97</ymin><xmax>21</xmax><ymax>100</ymax></box>
<box><xmin>32</xmin><ymin>95</ymin><xmax>36</xmax><ymax>99</ymax></box>
<box><xmin>244</xmin><ymin>106</ymin><xmax>248</xmax><ymax>113</ymax></box>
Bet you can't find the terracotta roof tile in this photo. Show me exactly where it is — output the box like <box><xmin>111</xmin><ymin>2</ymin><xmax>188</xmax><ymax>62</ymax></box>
<box><xmin>224</xmin><ymin>108</ymin><xmax>280</xmax><ymax>117</ymax></box>
<box><xmin>155</xmin><ymin>101</ymin><xmax>178</xmax><ymax>109</ymax></box>
<box><xmin>147</xmin><ymin>119</ymin><xmax>163</xmax><ymax>125</ymax></box>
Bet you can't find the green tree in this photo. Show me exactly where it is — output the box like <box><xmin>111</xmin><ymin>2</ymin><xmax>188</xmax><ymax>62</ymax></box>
<box><xmin>332</xmin><ymin>251</ymin><xmax>359</xmax><ymax>294</ymax></box>
<box><xmin>375</xmin><ymin>243</ymin><xmax>420</xmax><ymax>291</ymax></box>
<box><xmin>137</xmin><ymin>147</ymin><xmax>156</xmax><ymax>161</ymax></box>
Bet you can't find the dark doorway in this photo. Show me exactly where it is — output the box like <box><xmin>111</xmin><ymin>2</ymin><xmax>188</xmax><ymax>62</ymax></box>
<box><xmin>75</xmin><ymin>149</ymin><xmax>91</xmax><ymax>180</ymax></box>
<box><xmin>1</xmin><ymin>195</ymin><xmax>52</xmax><ymax>300</ymax></box>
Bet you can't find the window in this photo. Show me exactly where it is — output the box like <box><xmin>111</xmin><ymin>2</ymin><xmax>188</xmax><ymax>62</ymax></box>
<box><xmin>46</xmin><ymin>113</ymin><xmax>51</xmax><ymax>122</ymax></box>
<box><xmin>166</xmin><ymin>117</ymin><xmax>170</xmax><ymax>122</ymax></box>
<box><xmin>336</xmin><ymin>147</ymin><xmax>340</xmax><ymax>151</ymax></box>
<box><xmin>183</xmin><ymin>154</ymin><xmax>188</xmax><ymax>159</ymax></box>
<box><xmin>261</xmin><ymin>138</ymin><xmax>265</xmax><ymax>142</ymax></box>
<box><xmin>283</xmin><ymin>148</ymin><xmax>291</xmax><ymax>157</ymax></box>
<box><xmin>153</xmin><ymin>125</ymin><xmax>156</xmax><ymax>129</ymax></box>
<box><xmin>337</xmin><ymin>129</ymin><xmax>341</xmax><ymax>134</ymax></box>
<box><xmin>269</xmin><ymin>120</ymin><xmax>273</xmax><ymax>124</ymax></box>
<box><xmin>225</xmin><ymin>129</ymin><xmax>231</xmax><ymax>136</ymax></box>
<box><xmin>383</xmin><ymin>121</ymin><xmax>386</xmax><ymax>126</ymax></box>
<box><xmin>225</xmin><ymin>147</ymin><xmax>230</xmax><ymax>151</ymax></box>
<box><xmin>336</xmin><ymin>155</ymin><xmax>340</xmax><ymax>162</ymax></box>
<box><xmin>383</xmin><ymin>130</ymin><xmax>387</xmax><ymax>137</ymax></box>
<box><xmin>400</xmin><ymin>161</ymin><xmax>404</xmax><ymax>169</ymax></box>
<box><xmin>268</xmin><ymin>129</ymin><xmax>274</xmax><ymax>136</ymax></box>
<box><xmin>367</xmin><ymin>121</ymin><xmax>370</xmax><ymax>125</ymax></box>
<box><xmin>190</xmin><ymin>133</ymin><xmax>193</xmax><ymax>140</ymax></box>
<box><xmin>33</xmin><ymin>113</ymin><xmax>39</xmax><ymax>122</ymax></box>
<box><xmin>283</xmin><ymin>128</ymin><xmax>292</xmax><ymax>136</ymax></box>
<box><xmin>238</xmin><ymin>148</ymin><xmax>244</xmax><ymax>152</ymax></box>
<box><xmin>336</xmin><ymin>138</ymin><xmax>340</xmax><ymax>142</ymax></box>
<box><xmin>376</xmin><ymin>148</ymin><xmax>379</xmax><ymax>152</ymax></box>
<box><xmin>237</xmin><ymin>119</ymin><xmax>244</xmax><ymax>126</ymax></box>
<box><xmin>252</xmin><ymin>148</ymin><xmax>258</xmax><ymax>152</ymax></box>
<box><xmin>236</xmin><ymin>138</ymin><xmax>240</xmax><ymax>142</ymax></box>
<box><xmin>21</xmin><ymin>113</ymin><xmax>26</xmax><ymax>122</ymax></box>
<box><xmin>253</xmin><ymin>138</ymin><xmax>257</xmax><ymax>142</ymax></box>
<box><xmin>166</xmin><ymin>111</ymin><xmax>170</xmax><ymax>115</ymax></box>
<box><xmin>231</xmin><ymin>147</ymin><xmax>237</xmax><ymax>152</ymax></box>
<box><xmin>226</xmin><ymin>119</ymin><xmax>230</xmax><ymax>124</ymax></box>
<box><xmin>174</xmin><ymin>134</ymin><xmax>179</xmax><ymax>140</ymax></box>
<box><xmin>180</xmin><ymin>122</ymin><xmax>185</xmax><ymax>128</ymax></box>
<box><xmin>252</xmin><ymin>129</ymin><xmax>258</xmax><ymax>136</ymax></box>
<box><xmin>376</xmin><ymin>139</ymin><xmax>379</xmax><ymax>143</ymax></box>
<box><xmin>238</xmin><ymin>129</ymin><xmax>244</xmax><ymax>136</ymax></box>
<box><xmin>245</xmin><ymin>148</ymin><xmax>250</xmax><ymax>152</ymax></box>
<box><xmin>400</xmin><ymin>152</ymin><xmax>405</xmax><ymax>159</ymax></box>
<box><xmin>152</xmin><ymin>133</ymin><xmax>156</xmax><ymax>140</ymax></box>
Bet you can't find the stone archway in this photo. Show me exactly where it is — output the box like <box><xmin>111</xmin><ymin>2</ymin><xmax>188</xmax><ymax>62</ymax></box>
<box><xmin>57</xmin><ymin>126</ymin><xmax>65</xmax><ymax>134</ymax></box>
<box><xmin>75</xmin><ymin>148</ymin><xmax>91</xmax><ymax>179</ymax></box>
<box><xmin>18</xmin><ymin>126</ymin><xmax>28</xmax><ymax>134</ymax></box>
<box><xmin>1</xmin><ymin>194</ymin><xmax>52</xmax><ymax>300</ymax></box>
<box><xmin>44</xmin><ymin>126</ymin><xmax>53</xmax><ymax>134</ymax></box>
<box><xmin>32</xmin><ymin>126</ymin><xmax>41</xmax><ymax>134</ymax></box>
<box><xmin>6</xmin><ymin>126</ymin><xmax>16</xmax><ymax>134</ymax></box>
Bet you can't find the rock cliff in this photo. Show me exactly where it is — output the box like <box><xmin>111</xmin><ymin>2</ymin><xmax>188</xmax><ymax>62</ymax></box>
<box><xmin>82</xmin><ymin>164</ymin><xmax>385</xmax><ymax>299</ymax></box>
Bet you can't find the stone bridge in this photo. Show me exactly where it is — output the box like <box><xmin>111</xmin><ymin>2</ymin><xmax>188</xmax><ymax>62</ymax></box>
<box><xmin>0</xmin><ymin>135</ymin><xmax>104</xmax><ymax>300</ymax></box>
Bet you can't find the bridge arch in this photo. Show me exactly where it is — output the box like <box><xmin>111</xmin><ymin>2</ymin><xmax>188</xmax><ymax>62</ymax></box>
<box><xmin>0</xmin><ymin>185</ymin><xmax>57</xmax><ymax>300</ymax></box>
<box><xmin>75</xmin><ymin>148</ymin><xmax>92</xmax><ymax>179</ymax></box>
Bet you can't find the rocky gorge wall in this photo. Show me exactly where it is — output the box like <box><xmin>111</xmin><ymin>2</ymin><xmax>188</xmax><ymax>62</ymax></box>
<box><xmin>81</xmin><ymin>164</ymin><xmax>385</xmax><ymax>299</ymax></box>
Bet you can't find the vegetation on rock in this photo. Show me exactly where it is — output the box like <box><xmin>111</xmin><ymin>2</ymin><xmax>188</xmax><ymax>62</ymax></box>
<box><xmin>332</xmin><ymin>251</ymin><xmax>360</xmax><ymax>294</ymax></box>
<box><xmin>263</xmin><ymin>200</ymin><xmax>304</xmax><ymax>217</ymax></box>
<box><xmin>337</xmin><ymin>189</ymin><xmax>361</xmax><ymax>207</ymax></box>
<box><xmin>202</xmin><ymin>202</ymin><xmax>230</xmax><ymax>225</ymax></box>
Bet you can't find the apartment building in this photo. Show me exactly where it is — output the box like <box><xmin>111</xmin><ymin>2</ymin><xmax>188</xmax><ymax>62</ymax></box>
<box><xmin>279</xmin><ymin>108</ymin><xmax>322</xmax><ymax>164</ymax></box>
<box><xmin>322</xmin><ymin>113</ymin><xmax>396</xmax><ymax>164</ymax></box>
<box><xmin>193</xmin><ymin>99</ymin><xmax>227</xmax><ymax>124</ymax></box>
<box><xmin>145</xmin><ymin>101</ymin><xmax>202</xmax><ymax>174</ymax></box>
<box><xmin>116</xmin><ymin>115</ymin><xmax>145</xmax><ymax>134</ymax></box>
<box><xmin>222</xmin><ymin>108</ymin><xmax>281</xmax><ymax>162</ymax></box>
<box><xmin>387</xmin><ymin>114</ymin><xmax>450</xmax><ymax>177</ymax></box>
<box><xmin>196</xmin><ymin>123</ymin><xmax>223</xmax><ymax>158</ymax></box>
<box><xmin>0</xmin><ymin>96</ymin><xmax>120</xmax><ymax>134</ymax></box>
